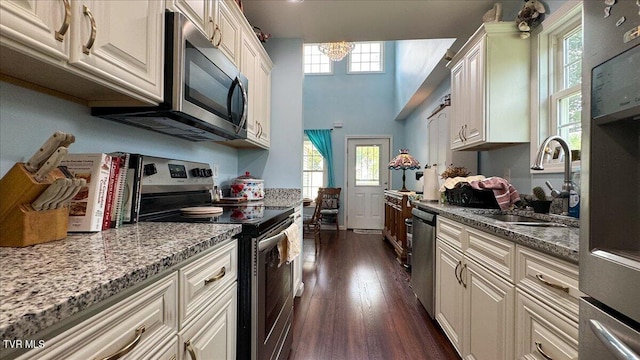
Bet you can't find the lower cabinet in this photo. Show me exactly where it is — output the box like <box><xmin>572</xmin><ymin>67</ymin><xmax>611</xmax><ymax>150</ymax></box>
<box><xmin>435</xmin><ymin>217</ymin><xmax>579</xmax><ymax>360</ymax></box>
<box><xmin>515</xmin><ymin>289</ymin><xmax>579</xmax><ymax>360</ymax></box>
<box><xmin>383</xmin><ymin>190</ymin><xmax>412</xmax><ymax>265</ymax></box>
<box><xmin>13</xmin><ymin>240</ymin><xmax>237</xmax><ymax>360</ymax></box>
<box><xmin>435</xmin><ymin>239</ymin><xmax>515</xmax><ymax>360</ymax></box>
<box><xmin>178</xmin><ymin>282</ymin><xmax>237</xmax><ymax>360</ymax></box>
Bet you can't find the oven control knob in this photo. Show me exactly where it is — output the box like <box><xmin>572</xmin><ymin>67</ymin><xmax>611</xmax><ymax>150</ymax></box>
<box><xmin>204</xmin><ymin>169</ymin><xmax>213</xmax><ymax>177</ymax></box>
<box><xmin>190</xmin><ymin>168</ymin><xmax>200</xmax><ymax>177</ymax></box>
<box><xmin>143</xmin><ymin>163</ymin><xmax>157</xmax><ymax>176</ymax></box>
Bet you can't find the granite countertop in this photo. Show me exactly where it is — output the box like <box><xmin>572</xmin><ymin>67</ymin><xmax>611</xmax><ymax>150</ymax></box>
<box><xmin>0</xmin><ymin>222</ymin><xmax>242</xmax><ymax>341</ymax></box>
<box><xmin>414</xmin><ymin>202</ymin><xmax>579</xmax><ymax>264</ymax></box>
<box><xmin>263</xmin><ymin>188</ymin><xmax>302</xmax><ymax>208</ymax></box>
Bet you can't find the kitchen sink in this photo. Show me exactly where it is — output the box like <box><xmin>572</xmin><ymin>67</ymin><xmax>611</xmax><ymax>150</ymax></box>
<box><xmin>482</xmin><ymin>214</ymin><xmax>567</xmax><ymax>227</ymax></box>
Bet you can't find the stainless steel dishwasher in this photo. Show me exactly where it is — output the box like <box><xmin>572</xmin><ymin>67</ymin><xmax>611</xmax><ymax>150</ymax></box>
<box><xmin>411</xmin><ymin>207</ymin><xmax>437</xmax><ymax>319</ymax></box>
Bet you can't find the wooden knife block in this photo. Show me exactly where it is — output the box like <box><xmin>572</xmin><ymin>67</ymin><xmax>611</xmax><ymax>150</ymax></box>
<box><xmin>0</xmin><ymin>163</ymin><xmax>68</xmax><ymax>247</ymax></box>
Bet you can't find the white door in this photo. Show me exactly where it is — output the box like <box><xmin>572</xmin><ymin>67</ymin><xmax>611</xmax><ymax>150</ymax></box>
<box><xmin>346</xmin><ymin>137</ymin><xmax>390</xmax><ymax>230</ymax></box>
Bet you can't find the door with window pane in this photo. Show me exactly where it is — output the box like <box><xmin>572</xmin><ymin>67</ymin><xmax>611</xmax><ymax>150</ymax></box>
<box><xmin>346</xmin><ymin>138</ymin><xmax>390</xmax><ymax>230</ymax></box>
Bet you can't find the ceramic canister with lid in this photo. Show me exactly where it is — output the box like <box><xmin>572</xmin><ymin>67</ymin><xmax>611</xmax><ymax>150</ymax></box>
<box><xmin>231</xmin><ymin>172</ymin><xmax>264</xmax><ymax>200</ymax></box>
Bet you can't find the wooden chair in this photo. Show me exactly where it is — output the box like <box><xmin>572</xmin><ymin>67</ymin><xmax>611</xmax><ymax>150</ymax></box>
<box><xmin>319</xmin><ymin>187</ymin><xmax>341</xmax><ymax>232</ymax></box>
<box><xmin>303</xmin><ymin>188</ymin><xmax>323</xmax><ymax>253</ymax></box>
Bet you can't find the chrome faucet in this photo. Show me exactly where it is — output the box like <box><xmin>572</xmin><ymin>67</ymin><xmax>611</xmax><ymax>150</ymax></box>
<box><xmin>531</xmin><ymin>135</ymin><xmax>575</xmax><ymax>215</ymax></box>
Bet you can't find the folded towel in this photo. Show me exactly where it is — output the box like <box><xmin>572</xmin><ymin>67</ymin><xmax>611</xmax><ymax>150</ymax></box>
<box><xmin>439</xmin><ymin>175</ymin><xmax>486</xmax><ymax>192</ymax></box>
<box><xmin>277</xmin><ymin>236</ymin><xmax>287</xmax><ymax>267</ymax></box>
<box><xmin>284</xmin><ymin>222</ymin><xmax>300</xmax><ymax>263</ymax></box>
<box><xmin>468</xmin><ymin>177</ymin><xmax>520</xmax><ymax>210</ymax></box>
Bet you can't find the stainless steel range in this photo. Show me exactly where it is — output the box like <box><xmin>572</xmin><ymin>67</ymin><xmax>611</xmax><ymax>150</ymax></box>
<box><xmin>136</xmin><ymin>156</ymin><xmax>294</xmax><ymax>360</ymax></box>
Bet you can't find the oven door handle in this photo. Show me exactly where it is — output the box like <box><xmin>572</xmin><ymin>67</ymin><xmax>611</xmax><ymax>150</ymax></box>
<box><xmin>258</xmin><ymin>231</ymin><xmax>287</xmax><ymax>252</ymax></box>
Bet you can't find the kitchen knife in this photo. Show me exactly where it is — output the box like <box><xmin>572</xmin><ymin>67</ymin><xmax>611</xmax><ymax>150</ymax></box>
<box><xmin>52</xmin><ymin>178</ymin><xmax>86</xmax><ymax>209</ymax></box>
<box><xmin>34</xmin><ymin>147</ymin><xmax>68</xmax><ymax>182</ymax></box>
<box><xmin>31</xmin><ymin>178</ymin><xmax>69</xmax><ymax>211</ymax></box>
<box><xmin>24</xmin><ymin>131</ymin><xmax>66</xmax><ymax>172</ymax></box>
<box><xmin>41</xmin><ymin>178</ymin><xmax>72</xmax><ymax>210</ymax></box>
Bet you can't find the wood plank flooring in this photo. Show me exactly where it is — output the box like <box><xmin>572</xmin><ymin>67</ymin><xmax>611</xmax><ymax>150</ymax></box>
<box><xmin>290</xmin><ymin>230</ymin><xmax>460</xmax><ymax>360</ymax></box>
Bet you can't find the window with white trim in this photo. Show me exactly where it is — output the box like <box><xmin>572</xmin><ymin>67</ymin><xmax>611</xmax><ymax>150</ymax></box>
<box><xmin>303</xmin><ymin>140</ymin><xmax>326</xmax><ymax>199</ymax></box>
<box><xmin>531</xmin><ymin>1</ymin><xmax>583</xmax><ymax>171</ymax></box>
<box><xmin>348</xmin><ymin>41</ymin><xmax>384</xmax><ymax>73</ymax></box>
<box><xmin>304</xmin><ymin>44</ymin><xmax>332</xmax><ymax>74</ymax></box>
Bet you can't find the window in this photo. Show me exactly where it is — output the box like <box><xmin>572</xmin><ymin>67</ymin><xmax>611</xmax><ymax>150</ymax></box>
<box><xmin>304</xmin><ymin>44</ymin><xmax>332</xmax><ymax>74</ymax></box>
<box><xmin>530</xmin><ymin>2</ymin><xmax>583</xmax><ymax>172</ymax></box>
<box><xmin>355</xmin><ymin>145</ymin><xmax>380</xmax><ymax>186</ymax></box>
<box><xmin>348</xmin><ymin>41</ymin><xmax>384</xmax><ymax>73</ymax></box>
<box><xmin>303</xmin><ymin>140</ymin><xmax>325</xmax><ymax>199</ymax></box>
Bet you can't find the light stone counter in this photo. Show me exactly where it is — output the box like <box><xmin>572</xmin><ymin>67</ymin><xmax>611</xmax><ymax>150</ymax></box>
<box><xmin>0</xmin><ymin>222</ymin><xmax>241</xmax><ymax>341</ymax></box>
<box><xmin>414</xmin><ymin>202</ymin><xmax>579</xmax><ymax>263</ymax></box>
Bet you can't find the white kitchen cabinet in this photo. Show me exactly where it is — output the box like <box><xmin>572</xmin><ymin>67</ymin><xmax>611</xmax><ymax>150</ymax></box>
<box><xmin>427</xmin><ymin>107</ymin><xmax>477</xmax><ymax>176</ymax></box>
<box><xmin>178</xmin><ymin>282</ymin><xmax>237</xmax><ymax>360</ymax></box>
<box><xmin>168</xmin><ymin>0</ymin><xmax>209</xmax><ymax>36</ymax></box>
<box><xmin>435</xmin><ymin>216</ymin><xmax>580</xmax><ymax>360</ymax></box>
<box><xmin>435</xmin><ymin>239</ymin><xmax>465</xmax><ymax>354</ymax></box>
<box><xmin>463</xmin><ymin>257</ymin><xmax>515</xmax><ymax>360</ymax></box>
<box><xmin>16</xmin><ymin>273</ymin><xmax>178</xmax><ymax>360</ymax></box>
<box><xmin>436</xmin><ymin>217</ymin><xmax>516</xmax><ymax>360</ymax></box>
<box><xmin>226</xmin><ymin>20</ymin><xmax>272</xmax><ymax>149</ymax></box>
<box><xmin>515</xmin><ymin>289</ymin><xmax>579</xmax><ymax>360</ymax></box>
<box><xmin>215</xmin><ymin>0</ymin><xmax>241</xmax><ymax>65</ymax></box>
<box><xmin>448</xmin><ymin>22</ymin><xmax>530</xmax><ymax>151</ymax></box>
<box><xmin>0</xmin><ymin>0</ymin><xmax>164</xmax><ymax>105</ymax></box>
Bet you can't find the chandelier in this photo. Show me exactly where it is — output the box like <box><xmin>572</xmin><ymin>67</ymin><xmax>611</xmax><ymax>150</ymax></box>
<box><xmin>318</xmin><ymin>41</ymin><xmax>355</xmax><ymax>62</ymax></box>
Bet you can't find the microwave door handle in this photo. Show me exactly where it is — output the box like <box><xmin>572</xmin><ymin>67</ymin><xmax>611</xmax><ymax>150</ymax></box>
<box><xmin>227</xmin><ymin>77</ymin><xmax>239</xmax><ymax>122</ymax></box>
<box><xmin>236</xmin><ymin>79</ymin><xmax>248</xmax><ymax>134</ymax></box>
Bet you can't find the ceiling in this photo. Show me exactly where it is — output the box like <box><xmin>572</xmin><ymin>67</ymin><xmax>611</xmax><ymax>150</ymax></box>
<box><xmin>241</xmin><ymin>0</ymin><xmax>525</xmax><ymax>45</ymax></box>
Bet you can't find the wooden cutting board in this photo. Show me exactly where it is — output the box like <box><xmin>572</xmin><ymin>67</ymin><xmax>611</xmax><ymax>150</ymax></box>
<box><xmin>213</xmin><ymin>197</ymin><xmax>247</xmax><ymax>204</ymax></box>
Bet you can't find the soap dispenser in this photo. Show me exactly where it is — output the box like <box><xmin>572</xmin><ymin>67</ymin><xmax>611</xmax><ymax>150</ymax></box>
<box><xmin>568</xmin><ymin>173</ymin><xmax>580</xmax><ymax>218</ymax></box>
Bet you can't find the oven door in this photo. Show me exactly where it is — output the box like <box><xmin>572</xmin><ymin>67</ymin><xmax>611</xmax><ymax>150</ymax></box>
<box><xmin>253</xmin><ymin>219</ymin><xmax>294</xmax><ymax>360</ymax></box>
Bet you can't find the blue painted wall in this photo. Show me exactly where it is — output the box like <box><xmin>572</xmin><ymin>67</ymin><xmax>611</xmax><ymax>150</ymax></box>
<box><xmin>303</xmin><ymin>41</ymin><xmax>404</xmax><ymax>192</ymax></box>
<box><xmin>0</xmin><ymin>82</ymin><xmax>239</xmax><ymax>183</ymax></box>
<box><xmin>238</xmin><ymin>38</ymin><xmax>304</xmax><ymax>189</ymax></box>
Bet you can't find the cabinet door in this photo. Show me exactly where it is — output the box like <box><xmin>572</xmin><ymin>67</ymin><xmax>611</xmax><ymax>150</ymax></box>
<box><xmin>69</xmin><ymin>0</ymin><xmax>164</xmax><ymax>102</ymax></box>
<box><xmin>256</xmin><ymin>58</ymin><xmax>271</xmax><ymax>147</ymax></box>
<box><xmin>450</xmin><ymin>60</ymin><xmax>465</xmax><ymax>150</ymax></box>
<box><xmin>170</xmin><ymin>0</ymin><xmax>208</xmax><ymax>36</ymax></box>
<box><xmin>179</xmin><ymin>283</ymin><xmax>237</xmax><ymax>360</ymax></box>
<box><xmin>515</xmin><ymin>289</ymin><xmax>578</xmax><ymax>360</ymax></box>
<box><xmin>0</xmin><ymin>0</ymin><xmax>70</xmax><ymax>61</ymax></box>
<box><xmin>463</xmin><ymin>258</ymin><xmax>515</xmax><ymax>360</ymax></box>
<box><xmin>216</xmin><ymin>0</ymin><xmax>241</xmax><ymax>65</ymax></box>
<box><xmin>240</xmin><ymin>31</ymin><xmax>259</xmax><ymax>142</ymax></box>
<box><xmin>463</xmin><ymin>38</ymin><xmax>485</xmax><ymax>147</ymax></box>
<box><xmin>435</xmin><ymin>239</ymin><xmax>464</xmax><ymax>355</ymax></box>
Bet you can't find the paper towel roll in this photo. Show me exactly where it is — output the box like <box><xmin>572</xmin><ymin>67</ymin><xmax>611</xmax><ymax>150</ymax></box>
<box><xmin>423</xmin><ymin>168</ymin><xmax>440</xmax><ymax>201</ymax></box>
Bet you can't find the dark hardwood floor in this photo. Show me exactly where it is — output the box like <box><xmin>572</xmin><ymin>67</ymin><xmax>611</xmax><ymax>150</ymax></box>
<box><xmin>290</xmin><ymin>229</ymin><xmax>460</xmax><ymax>360</ymax></box>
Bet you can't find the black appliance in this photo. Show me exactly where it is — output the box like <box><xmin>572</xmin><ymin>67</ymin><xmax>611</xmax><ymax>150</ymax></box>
<box><xmin>137</xmin><ymin>156</ymin><xmax>294</xmax><ymax>360</ymax></box>
<box><xmin>92</xmin><ymin>12</ymin><xmax>248</xmax><ymax>142</ymax></box>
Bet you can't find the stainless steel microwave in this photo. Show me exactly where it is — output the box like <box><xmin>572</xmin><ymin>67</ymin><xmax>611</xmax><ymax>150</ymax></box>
<box><xmin>92</xmin><ymin>12</ymin><xmax>248</xmax><ymax>142</ymax></box>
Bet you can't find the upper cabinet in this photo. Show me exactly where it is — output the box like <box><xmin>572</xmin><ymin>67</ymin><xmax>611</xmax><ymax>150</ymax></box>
<box><xmin>167</xmin><ymin>0</ymin><xmax>240</xmax><ymax>66</ymax></box>
<box><xmin>0</xmin><ymin>0</ymin><xmax>164</xmax><ymax>105</ymax></box>
<box><xmin>448</xmin><ymin>22</ymin><xmax>530</xmax><ymax>151</ymax></box>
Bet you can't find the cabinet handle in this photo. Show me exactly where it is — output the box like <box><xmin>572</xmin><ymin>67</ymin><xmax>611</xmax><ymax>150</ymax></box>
<box><xmin>535</xmin><ymin>341</ymin><xmax>553</xmax><ymax>360</ymax></box>
<box><xmin>458</xmin><ymin>127</ymin><xmax>463</xmax><ymax>142</ymax></box>
<box><xmin>454</xmin><ymin>260</ymin><xmax>462</xmax><ymax>284</ymax></box>
<box><xmin>461</xmin><ymin>263</ymin><xmax>468</xmax><ymax>288</ymax></box>
<box><xmin>204</xmin><ymin>266</ymin><xmax>226</xmax><ymax>285</ymax></box>
<box><xmin>462</xmin><ymin>124</ymin><xmax>468</xmax><ymax>141</ymax></box>
<box><xmin>55</xmin><ymin>0</ymin><xmax>71</xmax><ymax>42</ymax></box>
<box><xmin>96</xmin><ymin>325</ymin><xmax>145</xmax><ymax>360</ymax></box>
<box><xmin>185</xmin><ymin>340</ymin><xmax>197</xmax><ymax>360</ymax></box>
<box><xmin>82</xmin><ymin>5</ymin><xmax>97</xmax><ymax>55</ymax></box>
<box><xmin>211</xmin><ymin>24</ymin><xmax>222</xmax><ymax>48</ymax></box>
<box><xmin>535</xmin><ymin>274</ymin><xmax>569</xmax><ymax>293</ymax></box>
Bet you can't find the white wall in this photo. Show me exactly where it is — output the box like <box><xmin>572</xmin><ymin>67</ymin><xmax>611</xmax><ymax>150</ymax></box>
<box><xmin>0</xmin><ymin>82</ymin><xmax>239</xmax><ymax>182</ymax></box>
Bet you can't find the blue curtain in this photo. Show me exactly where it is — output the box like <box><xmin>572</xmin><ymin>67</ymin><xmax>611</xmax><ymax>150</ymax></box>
<box><xmin>304</xmin><ymin>129</ymin><xmax>335</xmax><ymax>187</ymax></box>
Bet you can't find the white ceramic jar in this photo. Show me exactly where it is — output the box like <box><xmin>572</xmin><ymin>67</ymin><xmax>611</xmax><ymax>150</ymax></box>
<box><xmin>230</xmin><ymin>172</ymin><xmax>264</xmax><ymax>200</ymax></box>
